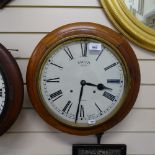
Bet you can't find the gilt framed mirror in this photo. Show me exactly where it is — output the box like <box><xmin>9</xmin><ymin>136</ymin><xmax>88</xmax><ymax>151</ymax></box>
<box><xmin>100</xmin><ymin>0</ymin><xmax>155</xmax><ymax>52</ymax></box>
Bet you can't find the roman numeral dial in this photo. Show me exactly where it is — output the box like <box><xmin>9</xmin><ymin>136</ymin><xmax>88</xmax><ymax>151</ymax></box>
<box><xmin>50</xmin><ymin>62</ymin><xmax>63</xmax><ymax>69</ymax></box>
<box><xmin>104</xmin><ymin>62</ymin><xmax>119</xmax><ymax>71</ymax></box>
<box><xmin>107</xmin><ymin>79</ymin><xmax>121</xmax><ymax>83</ymax></box>
<box><xmin>95</xmin><ymin>103</ymin><xmax>102</xmax><ymax>114</ymax></box>
<box><xmin>0</xmin><ymin>89</ymin><xmax>2</xmax><ymax>97</ymax></box>
<box><xmin>62</xmin><ymin>101</ymin><xmax>73</xmax><ymax>114</ymax></box>
<box><xmin>39</xmin><ymin>38</ymin><xmax>125</xmax><ymax>128</ymax></box>
<box><xmin>46</xmin><ymin>78</ymin><xmax>60</xmax><ymax>83</ymax></box>
<box><xmin>64</xmin><ymin>47</ymin><xmax>74</xmax><ymax>60</ymax></box>
<box><xmin>103</xmin><ymin>91</ymin><xmax>116</xmax><ymax>102</ymax></box>
<box><xmin>50</xmin><ymin>90</ymin><xmax>63</xmax><ymax>102</ymax></box>
<box><xmin>0</xmin><ymin>73</ymin><xmax>6</xmax><ymax>116</ymax></box>
<box><xmin>81</xmin><ymin>41</ymin><xmax>87</xmax><ymax>57</ymax></box>
<box><xmin>79</xmin><ymin>105</ymin><xmax>85</xmax><ymax>118</ymax></box>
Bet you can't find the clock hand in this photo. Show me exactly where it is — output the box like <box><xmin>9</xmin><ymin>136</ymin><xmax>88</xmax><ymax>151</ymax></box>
<box><xmin>97</xmin><ymin>83</ymin><xmax>112</xmax><ymax>91</ymax></box>
<box><xmin>85</xmin><ymin>82</ymin><xmax>112</xmax><ymax>91</ymax></box>
<box><xmin>85</xmin><ymin>82</ymin><xmax>97</xmax><ymax>87</ymax></box>
<box><xmin>75</xmin><ymin>80</ymin><xmax>86</xmax><ymax>123</ymax></box>
<box><xmin>75</xmin><ymin>81</ymin><xmax>112</xmax><ymax>123</ymax></box>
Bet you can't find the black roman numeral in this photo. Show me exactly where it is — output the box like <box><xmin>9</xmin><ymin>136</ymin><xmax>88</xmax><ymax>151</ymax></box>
<box><xmin>50</xmin><ymin>90</ymin><xmax>63</xmax><ymax>102</ymax></box>
<box><xmin>103</xmin><ymin>91</ymin><xmax>115</xmax><ymax>102</ymax></box>
<box><xmin>0</xmin><ymin>89</ymin><xmax>2</xmax><ymax>97</ymax></box>
<box><xmin>95</xmin><ymin>103</ymin><xmax>102</xmax><ymax>113</ymax></box>
<box><xmin>107</xmin><ymin>79</ymin><xmax>121</xmax><ymax>84</ymax></box>
<box><xmin>46</xmin><ymin>78</ymin><xmax>60</xmax><ymax>83</ymax></box>
<box><xmin>62</xmin><ymin>101</ymin><xmax>72</xmax><ymax>114</ymax></box>
<box><xmin>96</xmin><ymin>48</ymin><xmax>104</xmax><ymax>61</ymax></box>
<box><xmin>64</xmin><ymin>47</ymin><xmax>74</xmax><ymax>60</ymax></box>
<box><xmin>50</xmin><ymin>62</ymin><xmax>63</xmax><ymax>69</ymax></box>
<box><xmin>81</xmin><ymin>42</ymin><xmax>87</xmax><ymax>57</ymax></box>
<box><xmin>104</xmin><ymin>62</ymin><xmax>118</xmax><ymax>71</ymax></box>
<box><xmin>80</xmin><ymin>105</ymin><xmax>85</xmax><ymax>118</ymax></box>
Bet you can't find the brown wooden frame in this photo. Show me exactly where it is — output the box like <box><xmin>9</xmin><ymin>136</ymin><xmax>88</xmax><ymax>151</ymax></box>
<box><xmin>0</xmin><ymin>43</ymin><xmax>23</xmax><ymax>135</ymax></box>
<box><xmin>27</xmin><ymin>22</ymin><xmax>140</xmax><ymax>135</ymax></box>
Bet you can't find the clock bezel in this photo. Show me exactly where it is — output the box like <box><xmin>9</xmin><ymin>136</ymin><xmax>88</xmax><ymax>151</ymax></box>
<box><xmin>27</xmin><ymin>22</ymin><xmax>140</xmax><ymax>135</ymax></box>
<box><xmin>37</xmin><ymin>37</ymin><xmax>129</xmax><ymax>128</ymax></box>
<box><xmin>0</xmin><ymin>43</ymin><xmax>24</xmax><ymax>135</ymax></box>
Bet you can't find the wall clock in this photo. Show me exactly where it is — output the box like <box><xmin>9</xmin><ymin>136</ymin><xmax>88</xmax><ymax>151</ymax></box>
<box><xmin>0</xmin><ymin>43</ymin><xmax>23</xmax><ymax>135</ymax></box>
<box><xmin>27</xmin><ymin>22</ymin><xmax>140</xmax><ymax>135</ymax></box>
<box><xmin>0</xmin><ymin>0</ymin><xmax>12</xmax><ymax>8</ymax></box>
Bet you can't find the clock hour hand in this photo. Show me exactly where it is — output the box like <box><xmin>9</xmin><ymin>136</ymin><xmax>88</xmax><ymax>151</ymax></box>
<box><xmin>85</xmin><ymin>82</ymin><xmax>112</xmax><ymax>91</ymax></box>
<box><xmin>85</xmin><ymin>82</ymin><xmax>97</xmax><ymax>87</ymax></box>
<box><xmin>97</xmin><ymin>83</ymin><xmax>112</xmax><ymax>91</ymax></box>
<box><xmin>75</xmin><ymin>80</ymin><xmax>86</xmax><ymax>123</ymax></box>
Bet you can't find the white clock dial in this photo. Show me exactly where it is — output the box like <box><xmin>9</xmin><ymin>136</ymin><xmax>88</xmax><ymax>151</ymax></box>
<box><xmin>39</xmin><ymin>38</ymin><xmax>125</xmax><ymax>127</ymax></box>
<box><xmin>0</xmin><ymin>72</ymin><xmax>6</xmax><ymax>115</ymax></box>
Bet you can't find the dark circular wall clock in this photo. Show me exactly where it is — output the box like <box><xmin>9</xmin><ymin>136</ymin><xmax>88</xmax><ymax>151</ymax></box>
<box><xmin>0</xmin><ymin>43</ymin><xmax>23</xmax><ymax>135</ymax></box>
<box><xmin>27</xmin><ymin>22</ymin><xmax>140</xmax><ymax>135</ymax></box>
<box><xmin>0</xmin><ymin>0</ymin><xmax>12</xmax><ymax>9</ymax></box>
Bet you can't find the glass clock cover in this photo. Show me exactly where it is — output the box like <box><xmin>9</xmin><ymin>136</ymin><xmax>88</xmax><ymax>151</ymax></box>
<box><xmin>39</xmin><ymin>39</ymin><xmax>125</xmax><ymax>127</ymax></box>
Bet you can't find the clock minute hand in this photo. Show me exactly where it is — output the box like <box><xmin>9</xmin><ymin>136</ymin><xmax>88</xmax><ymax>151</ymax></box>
<box><xmin>75</xmin><ymin>80</ymin><xmax>86</xmax><ymax>123</ymax></box>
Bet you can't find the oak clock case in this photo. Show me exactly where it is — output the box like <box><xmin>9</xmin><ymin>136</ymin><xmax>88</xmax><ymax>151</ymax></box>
<box><xmin>0</xmin><ymin>43</ymin><xmax>23</xmax><ymax>135</ymax></box>
<box><xmin>27</xmin><ymin>22</ymin><xmax>140</xmax><ymax>135</ymax></box>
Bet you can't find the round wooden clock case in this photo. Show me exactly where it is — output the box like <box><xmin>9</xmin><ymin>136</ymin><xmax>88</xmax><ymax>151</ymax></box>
<box><xmin>0</xmin><ymin>43</ymin><xmax>23</xmax><ymax>135</ymax></box>
<box><xmin>27</xmin><ymin>22</ymin><xmax>140</xmax><ymax>135</ymax></box>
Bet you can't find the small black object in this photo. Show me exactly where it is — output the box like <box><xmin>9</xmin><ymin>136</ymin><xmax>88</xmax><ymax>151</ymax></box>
<box><xmin>0</xmin><ymin>0</ymin><xmax>12</xmax><ymax>9</ymax></box>
<box><xmin>96</xmin><ymin>133</ymin><xmax>103</xmax><ymax>144</ymax></box>
<box><xmin>73</xmin><ymin>144</ymin><xmax>126</xmax><ymax>155</ymax></box>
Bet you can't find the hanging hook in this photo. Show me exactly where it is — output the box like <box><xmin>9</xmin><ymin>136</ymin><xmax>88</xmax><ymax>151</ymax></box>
<box><xmin>96</xmin><ymin>133</ymin><xmax>104</xmax><ymax>144</ymax></box>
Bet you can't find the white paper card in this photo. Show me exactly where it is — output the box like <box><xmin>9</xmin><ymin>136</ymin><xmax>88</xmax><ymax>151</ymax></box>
<box><xmin>88</xmin><ymin>119</ymin><xmax>96</xmax><ymax>125</ymax></box>
<box><xmin>88</xmin><ymin>43</ymin><xmax>102</xmax><ymax>51</ymax></box>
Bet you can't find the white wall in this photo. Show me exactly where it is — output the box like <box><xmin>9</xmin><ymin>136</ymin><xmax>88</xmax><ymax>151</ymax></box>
<box><xmin>0</xmin><ymin>0</ymin><xmax>155</xmax><ymax>155</ymax></box>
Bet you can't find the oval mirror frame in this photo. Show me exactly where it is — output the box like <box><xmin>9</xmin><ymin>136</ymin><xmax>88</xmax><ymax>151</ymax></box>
<box><xmin>100</xmin><ymin>0</ymin><xmax>155</xmax><ymax>52</ymax></box>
